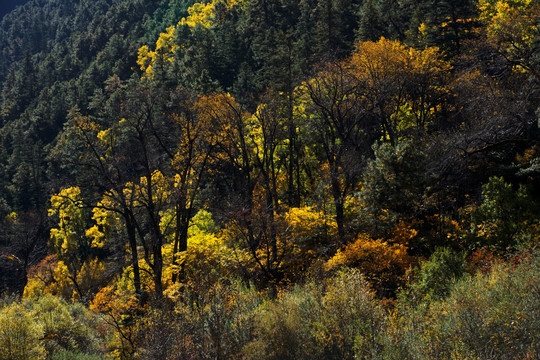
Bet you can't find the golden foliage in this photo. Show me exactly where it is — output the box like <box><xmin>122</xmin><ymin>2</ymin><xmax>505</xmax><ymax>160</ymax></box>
<box><xmin>479</xmin><ymin>0</ymin><xmax>539</xmax><ymax>45</ymax></box>
<box><xmin>283</xmin><ymin>206</ymin><xmax>337</xmax><ymax>240</ymax></box>
<box><xmin>350</xmin><ymin>38</ymin><xmax>451</xmax><ymax>139</ymax></box>
<box><xmin>0</xmin><ymin>302</ymin><xmax>46</xmax><ymax>360</ymax></box>
<box><xmin>180</xmin><ymin>0</ymin><xmax>241</xmax><ymax>28</ymax></box>
<box><xmin>137</xmin><ymin>25</ymin><xmax>178</xmax><ymax>77</ymax></box>
<box><xmin>24</xmin><ymin>255</ymin><xmax>106</xmax><ymax>302</ymax></box>
<box><xmin>137</xmin><ymin>0</ymin><xmax>242</xmax><ymax>76</ymax></box>
<box><xmin>48</xmin><ymin>187</ymin><xmax>90</xmax><ymax>256</ymax></box>
<box><xmin>325</xmin><ymin>232</ymin><xmax>414</xmax><ymax>294</ymax></box>
<box><xmin>478</xmin><ymin>0</ymin><xmax>540</xmax><ymax>76</ymax></box>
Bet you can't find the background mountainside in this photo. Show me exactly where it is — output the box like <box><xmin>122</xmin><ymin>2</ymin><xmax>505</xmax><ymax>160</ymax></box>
<box><xmin>0</xmin><ymin>0</ymin><xmax>539</xmax><ymax>359</ymax></box>
<box><xmin>0</xmin><ymin>0</ymin><xmax>30</xmax><ymax>19</ymax></box>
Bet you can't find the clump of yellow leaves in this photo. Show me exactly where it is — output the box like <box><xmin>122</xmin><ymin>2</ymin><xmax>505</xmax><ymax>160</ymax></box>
<box><xmin>137</xmin><ymin>0</ymin><xmax>242</xmax><ymax>77</ymax></box>
<box><xmin>325</xmin><ymin>222</ymin><xmax>417</xmax><ymax>295</ymax></box>
<box><xmin>478</xmin><ymin>0</ymin><xmax>540</xmax><ymax>76</ymax></box>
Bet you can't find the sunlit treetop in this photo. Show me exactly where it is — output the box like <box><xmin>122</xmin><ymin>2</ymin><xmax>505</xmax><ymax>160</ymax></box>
<box><xmin>479</xmin><ymin>0</ymin><xmax>539</xmax><ymax>44</ymax></box>
<box><xmin>137</xmin><ymin>0</ymin><xmax>243</xmax><ymax>77</ymax></box>
<box><xmin>137</xmin><ymin>25</ymin><xmax>179</xmax><ymax>76</ymax></box>
<box><xmin>478</xmin><ymin>0</ymin><xmax>540</xmax><ymax>78</ymax></box>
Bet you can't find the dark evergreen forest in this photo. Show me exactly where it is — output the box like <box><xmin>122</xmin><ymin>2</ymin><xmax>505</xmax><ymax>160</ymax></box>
<box><xmin>0</xmin><ymin>0</ymin><xmax>29</xmax><ymax>19</ymax></box>
<box><xmin>0</xmin><ymin>0</ymin><xmax>538</xmax><ymax>359</ymax></box>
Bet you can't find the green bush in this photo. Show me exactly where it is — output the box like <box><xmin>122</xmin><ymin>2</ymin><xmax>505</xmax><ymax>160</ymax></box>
<box><xmin>0</xmin><ymin>294</ymin><xmax>109</xmax><ymax>359</ymax></box>
<box><xmin>27</xmin><ymin>294</ymin><xmax>108</xmax><ymax>356</ymax></box>
<box><xmin>359</xmin><ymin>141</ymin><xmax>429</xmax><ymax>236</ymax></box>
<box><xmin>243</xmin><ymin>285</ymin><xmax>321</xmax><ymax>360</ymax></box>
<box><xmin>134</xmin><ymin>280</ymin><xmax>263</xmax><ymax>360</ymax></box>
<box><xmin>49</xmin><ymin>349</ymin><xmax>106</xmax><ymax>360</ymax></box>
<box><xmin>0</xmin><ymin>301</ymin><xmax>45</xmax><ymax>360</ymax></box>
<box><xmin>390</xmin><ymin>249</ymin><xmax>539</xmax><ymax>359</ymax></box>
<box><xmin>404</xmin><ymin>247</ymin><xmax>467</xmax><ymax>304</ymax></box>
<box><xmin>472</xmin><ymin>176</ymin><xmax>539</xmax><ymax>253</ymax></box>
<box><xmin>243</xmin><ymin>268</ymin><xmax>386</xmax><ymax>360</ymax></box>
<box><xmin>427</xmin><ymin>253</ymin><xmax>539</xmax><ymax>359</ymax></box>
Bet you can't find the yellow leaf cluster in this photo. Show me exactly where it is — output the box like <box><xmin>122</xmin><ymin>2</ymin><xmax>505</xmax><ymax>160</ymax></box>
<box><xmin>325</xmin><ymin>233</ymin><xmax>414</xmax><ymax>287</ymax></box>
<box><xmin>479</xmin><ymin>0</ymin><xmax>540</xmax><ymax>61</ymax></box>
<box><xmin>180</xmin><ymin>2</ymin><xmax>215</xmax><ymax>28</ymax></box>
<box><xmin>137</xmin><ymin>0</ymin><xmax>242</xmax><ymax>77</ymax></box>
<box><xmin>90</xmin><ymin>281</ymin><xmax>141</xmax><ymax>325</ymax></box>
<box><xmin>180</xmin><ymin>0</ymin><xmax>240</xmax><ymax>28</ymax></box>
<box><xmin>387</xmin><ymin>221</ymin><xmax>419</xmax><ymax>245</ymax></box>
<box><xmin>326</xmin><ymin>235</ymin><xmax>405</xmax><ymax>269</ymax></box>
<box><xmin>351</xmin><ymin>38</ymin><xmax>451</xmax><ymax>83</ymax></box>
<box><xmin>283</xmin><ymin>206</ymin><xmax>337</xmax><ymax>240</ymax></box>
<box><xmin>40</xmin><ymin>260</ymin><xmax>72</xmax><ymax>299</ymax></box>
<box><xmin>48</xmin><ymin>187</ymin><xmax>91</xmax><ymax>256</ymax></box>
<box><xmin>137</xmin><ymin>25</ymin><xmax>178</xmax><ymax>76</ymax></box>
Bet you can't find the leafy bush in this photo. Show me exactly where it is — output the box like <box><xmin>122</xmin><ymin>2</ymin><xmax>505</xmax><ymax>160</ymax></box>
<box><xmin>426</xmin><ymin>252</ymin><xmax>539</xmax><ymax>359</ymax></box>
<box><xmin>0</xmin><ymin>295</ymin><xmax>109</xmax><ymax>360</ymax></box>
<box><xmin>134</xmin><ymin>280</ymin><xmax>262</xmax><ymax>360</ymax></box>
<box><xmin>243</xmin><ymin>285</ymin><xmax>321</xmax><ymax>360</ymax></box>
<box><xmin>389</xmin><ymin>249</ymin><xmax>539</xmax><ymax>360</ymax></box>
<box><xmin>404</xmin><ymin>247</ymin><xmax>467</xmax><ymax>303</ymax></box>
<box><xmin>325</xmin><ymin>232</ymin><xmax>414</xmax><ymax>297</ymax></box>
<box><xmin>27</xmin><ymin>294</ymin><xmax>108</xmax><ymax>356</ymax></box>
<box><xmin>472</xmin><ymin>176</ymin><xmax>539</xmax><ymax>253</ymax></box>
<box><xmin>244</xmin><ymin>268</ymin><xmax>386</xmax><ymax>360</ymax></box>
<box><xmin>0</xmin><ymin>301</ymin><xmax>45</xmax><ymax>360</ymax></box>
<box><xmin>49</xmin><ymin>350</ymin><xmax>106</xmax><ymax>360</ymax></box>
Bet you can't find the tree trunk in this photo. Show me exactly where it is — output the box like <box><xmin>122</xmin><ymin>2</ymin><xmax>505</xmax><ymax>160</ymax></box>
<box><xmin>330</xmin><ymin>164</ymin><xmax>345</xmax><ymax>243</ymax></box>
<box><xmin>125</xmin><ymin>212</ymin><xmax>141</xmax><ymax>298</ymax></box>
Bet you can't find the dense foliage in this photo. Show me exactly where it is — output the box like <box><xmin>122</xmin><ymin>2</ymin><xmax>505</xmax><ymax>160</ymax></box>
<box><xmin>0</xmin><ymin>0</ymin><xmax>539</xmax><ymax>358</ymax></box>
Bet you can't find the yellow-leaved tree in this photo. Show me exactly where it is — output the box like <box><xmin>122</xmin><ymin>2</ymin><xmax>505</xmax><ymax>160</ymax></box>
<box><xmin>348</xmin><ymin>38</ymin><xmax>452</xmax><ymax>145</ymax></box>
<box><xmin>137</xmin><ymin>25</ymin><xmax>178</xmax><ymax>78</ymax></box>
<box><xmin>26</xmin><ymin>187</ymin><xmax>106</xmax><ymax>301</ymax></box>
<box><xmin>137</xmin><ymin>0</ymin><xmax>242</xmax><ymax>77</ymax></box>
<box><xmin>478</xmin><ymin>0</ymin><xmax>540</xmax><ymax>82</ymax></box>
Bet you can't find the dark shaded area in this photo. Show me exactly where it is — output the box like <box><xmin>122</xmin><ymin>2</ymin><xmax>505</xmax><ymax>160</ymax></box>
<box><xmin>0</xmin><ymin>0</ymin><xmax>29</xmax><ymax>19</ymax></box>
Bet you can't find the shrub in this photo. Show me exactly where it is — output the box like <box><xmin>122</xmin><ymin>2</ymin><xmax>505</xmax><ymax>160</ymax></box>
<box><xmin>49</xmin><ymin>350</ymin><xmax>106</xmax><ymax>360</ymax></box>
<box><xmin>28</xmin><ymin>294</ymin><xmax>107</xmax><ymax>356</ymax></box>
<box><xmin>0</xmin><ymin>301</ymin><xmax>45</xmax><ymax>360</ymax></box>
<box><xmin>134</xmin><ymin>280</ymin><xmax>263</xmax><ymax>360</ymax></box>
<box><xmin>243</xmin><ymin>285</ymin><xmax>322</xmax><ymax>360</ymax></box>
<box><xmin>472</xmin><ymin>176</ymin><xmax>539</xmax><ymax>253</ymax></box>
<box><xmin>427</xmin><ymin>252</ymin><xmax>539</xmax><ymax>359</ymax></box>
<box><xmin>390</xmin><ymin>249</ymin><xmax>539</xmax><ymax>359</ymax></box>
<box><xmin>405</xmin><ymin>247</ymin><xmax>467</xmax><ymax>304</ymax></box>
<box><xmin>325</xmin><ymin>233</ymin><xmax>414</xmax><ymax>297</ymax></box>
<box><xmin>243</xmin><ymin>268</ymin><xmax>386</xmax><ymax>360</ymax></box>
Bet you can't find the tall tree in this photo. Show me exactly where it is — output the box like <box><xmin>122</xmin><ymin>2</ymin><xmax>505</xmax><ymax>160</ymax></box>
<box><xmin>301</xmin><ymin>60</ymin><xmax>377</xmax><ymax>243</ymax></box>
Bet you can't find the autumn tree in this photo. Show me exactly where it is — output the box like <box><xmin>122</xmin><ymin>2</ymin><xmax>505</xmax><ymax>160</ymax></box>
<box><xmin>49</xmin><ymin>82</ymin><xmax>165</xmax><ymax>299</ymax></box>
<box><xmin>163</xmin><ymin>93</ymin><xmax>223</xmax><ymax>284</ymax></box>
<box><xmin>478</xmin><ymin>0</ymin><xmax>540</xmax><ymax>84</ymax></box>
<box><xmin>201</xmin><ymin>92</ymin><xmax>293</xmax><ymax>283</ymax></box>
<box><xmin>301</xmin><ymin>60</ymin><xmax>377</xmax><ymax>244</ymax></box>
<box><xmin>47</xmin><ymin>187</ymin><xmax>106</xmax><ymax>301</ymax></box>
<box><xmin>88</xmin><ymin>84</ymin><xmax>202</xmax><ymax>299</ymax></box>
<box><xmin>348</xmin><ymin>38</ymin><xmax>451</xmax><ymax>146</ymax></box>
<box><xmin>52</xmin><ymin>96</ymin><xmax>146</xmax><ymax>298</ymax></box>
<box><xmin>63</xmin><ymin>78</ymin><xmax>225</xmax><ymax>299</ymax></box>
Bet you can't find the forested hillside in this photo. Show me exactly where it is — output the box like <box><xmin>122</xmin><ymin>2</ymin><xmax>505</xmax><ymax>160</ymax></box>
<box><xmin>0</xmin><ymin>0</ymin><xmax>539</xmax><ymax>359</ymax></box>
